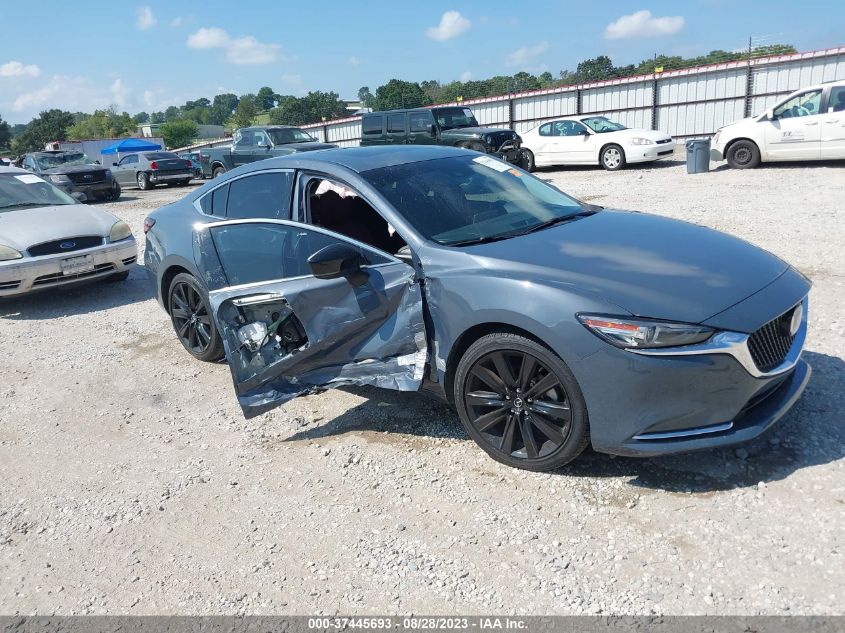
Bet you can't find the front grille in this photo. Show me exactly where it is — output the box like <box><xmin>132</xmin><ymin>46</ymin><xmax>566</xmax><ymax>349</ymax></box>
<box><xmin>122</xmin><ymin>256</ymin><xmax>137</xmax><ymax>266</ymax></box>
<box><xmin>747</xmin><ymin>305</ymin><xmax>800</xmax><ymax>372</ymax></box>
<box><xmin>656</xmin><ymin>138</ymin><xmax>673</xmax><ymax>145</ymax></box>
<box><xmin>0</xmin><ymin>280</ymin><xmax>21</xmax><ymax>290</ymax></box>
<box><xmin>28</xmin><ymin>236</ymin><xmax>104</xmax><ymax>257</ymax></box>
<box><xmin>658</xmin><ymin>149</ymin><xmax>674</xmax><ymax>156</ymax></box>
<box><xmin>68</xmin><ymin>171</ymin><xmax>106</xmax><ymax>185</ymax></box>
<box><xmin>32</xmin><ymin>263</ymin><xmax>114</xmax><ymax>286</ymax></box>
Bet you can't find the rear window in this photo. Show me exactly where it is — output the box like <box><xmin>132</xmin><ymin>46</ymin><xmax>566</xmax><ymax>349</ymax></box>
<box><xmin>226</xmin><ymin>172</ymin><xmax>293</xmax><ymax>220</ymax></box>
<box><xmin>144</xmin><ymin>152</ymin><xmax>179</xmax><ymax>160</ymax></box>
<box><xmin>362</xmin><ymin>115</ymin><xmax>384</xmax><ymax>135</ymax></box>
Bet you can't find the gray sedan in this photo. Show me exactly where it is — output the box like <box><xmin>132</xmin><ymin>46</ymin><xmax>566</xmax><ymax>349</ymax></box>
<box><xmin>0</xmin><ymin>166</ymin><xmax>136</xmax><ymax>297</ymax></box>
<box><xmin>110</xmin><ymin>151</ymin><xmax>194</xmax><ymax>190</ymax></box>
<box><xmin>144</xmin><ymin>146</ymin><xmax>810</xmax><ymax>471</ymax></box>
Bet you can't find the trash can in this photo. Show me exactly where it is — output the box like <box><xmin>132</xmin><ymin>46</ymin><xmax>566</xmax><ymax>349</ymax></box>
<box><xmin>686</xmin><ymin>139</ymin><xmax>711</xmax><ymax>174</ymax></box>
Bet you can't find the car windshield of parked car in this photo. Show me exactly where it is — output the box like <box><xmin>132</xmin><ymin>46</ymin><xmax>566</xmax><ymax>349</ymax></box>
<box><xmin>33</xmin><ymin>152</ymin><xmax>92</xmax><ymax>169</ymax></box>
<box><xmin>0</xmin><ymin>173</ymin><xmax>76</xmax><ymax>211</ymax></box>
<box><xmin>434</xmin><ymin>107</ymin><xmax>480</xmax><ymax>130</ymax></box>
<box><xmin>144</xmin><ymin>152</ymin><xmax>180</xmax><ymax>160</ymax></box>
<box><xmin>581</xmin><ymin>117</ymin><xmax>627</xmax><ymax>133</ymax></box>
<box><xmin>363</xmin><ymin>155</ymin><xmax>587</xmax><ymax>246</ymax></box>
<box><xmin>267</xmin><ymin>128</ymin><xmax>316</xmax><ymax>144</ymax></box>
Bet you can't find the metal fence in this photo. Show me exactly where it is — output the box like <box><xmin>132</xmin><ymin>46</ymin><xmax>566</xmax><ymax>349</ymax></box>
<box><xmin>299</xmin><ymin>45</ymin><xmax>845</xmax><ymax>146</ymax></box>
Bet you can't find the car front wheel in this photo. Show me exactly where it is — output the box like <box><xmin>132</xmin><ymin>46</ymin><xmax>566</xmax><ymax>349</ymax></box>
<box><xmin>600</xmin><ymin>145</ymin><xmax>626</xmax><ymax>171</ymax></box>
<box><xmin>726</xmin><ymin>140</ymin><xmax>761</xmax><ymax>169</ymax></box>
<box><xmin>518</xmin><ymin>149</ymin><xmax>536</xmax><ymax>172</ymax></box>
<box><xmin>454</xmin><ymin>332</ymin><xmax>589</xmax><ymax>471</ymax></box>
<box><xmin>168</xmin><ymin>273</ymin><xmax>224</xmax><ymax>362</ymax></box>
<box><xmin>212</xmin><ymin>166</ymin><xmax>226</xmax><ymax>179</ymax></box>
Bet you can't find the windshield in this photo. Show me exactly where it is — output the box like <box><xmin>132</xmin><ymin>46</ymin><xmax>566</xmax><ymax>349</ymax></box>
<box><xmin>0</xmin><ymin>173</ymin><xmax>76</xmax><ymax>212</ymax></box>
<box><xmin>433</xmin><ymin>107</ymin><xmax>479</xmax><ymax>130</ymax></box>
<box><xmin>33</xmin><ymin>152</ymin><xmax>92</xmax><ymax>169</ymax></box>
<box><xmin>363</xmin><ymin>155</ymin><xmax>586</xmax><ymax>246</ymax></box>
<box><xmin>267</xmin><ymin>128</ymin><xmax>316</xmax><ymax>144</ymax></box>
<box><xmin>581</xmin><ymin>117</ymin><xmax>627</xmax><ymax>133</ymax></box>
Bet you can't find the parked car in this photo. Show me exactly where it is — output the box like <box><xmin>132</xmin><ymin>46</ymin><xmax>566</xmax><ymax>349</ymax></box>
<box><xmin>711</xmin><ymin>79</ymin><xmax>845</xmax><ymax>168</ymax></box>
<box><xmin>520</xmin><ymin>116</ymin><xmax>675</xmax><ymax>171</ymax></box>
<box><xmin>20</xmin><ymin>150</ymin><xmax>121</xmax><ymax>201</ymax></box>
<box><xmin>144</xmin><ymin>146</ymin><xmax>810</xmax><ymax>471</ymax></box>
<box><xmin>110</xmin><ymin>151</ymin><xmax>194</xmax><ymax>190</ymax></box>
<box><xmin>179</xmin><ymin>152</ymin><xmax>204</xmax><ymax>180</ymax></box>
<box><xmin>0</xmin><ymin>166</ymin><xmax>136</xmax><ymax>297</ymax></box>
<box><xmin>204</xmin><ymin>126</ymin><xmax>336</xmax><ymax>179</ymax></box>
<box><xmin>361</xmin><ymin>106</ymin><xmax>526</xmax><ymax>165</ymax></box>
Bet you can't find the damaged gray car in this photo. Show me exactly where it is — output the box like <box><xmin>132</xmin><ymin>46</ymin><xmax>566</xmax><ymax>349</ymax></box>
<box><xmin>144</xmin><ymin>146</ymin><xmax>810</xmax><ymax>471</ymax></box>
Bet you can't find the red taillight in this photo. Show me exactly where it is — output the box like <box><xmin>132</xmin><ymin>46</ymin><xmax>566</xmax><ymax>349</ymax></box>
<box><xmin>149</xmin><ymin>161</ymin><xmax>158</xmax><ymax>170</ymax></box>
<box><xmin>143</xmin><ymin>217</ymin><xmax>155</xmax><ymax>234</ymax></box>
<box><xmin>185</xmin><ymin>160</ymin><xmax>193</xmax><ymax>168</ymax></box>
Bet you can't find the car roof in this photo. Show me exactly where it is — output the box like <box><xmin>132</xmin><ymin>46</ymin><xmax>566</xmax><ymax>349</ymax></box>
<box><xmin>0</xmin><ymin>165</ymin><xmax>28</xmax><ymax>175</ymax></box>
<box><xmin>265</xmin><ymin>145</ymin><xmax>475</xmax><ymax>173</ymax></box>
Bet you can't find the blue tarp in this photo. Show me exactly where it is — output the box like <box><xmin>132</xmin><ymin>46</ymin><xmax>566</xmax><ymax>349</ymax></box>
<box><xmin>100</xmin><ymin>138</ymin><xmax>162</xmax><ymax>155</ymax></box>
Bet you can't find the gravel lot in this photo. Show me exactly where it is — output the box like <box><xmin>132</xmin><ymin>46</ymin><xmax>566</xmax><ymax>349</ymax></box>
<box><xmin>1</xmin><ymin>155</ymin><xmax>844</xmax><ymax>616</ymax></box>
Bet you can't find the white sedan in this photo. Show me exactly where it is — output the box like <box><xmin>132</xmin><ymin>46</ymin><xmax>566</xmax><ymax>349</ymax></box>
<box><xmin>520</xmin><ymin>116</ymin><xmax>675</xmax><ymax>171</ymax></box>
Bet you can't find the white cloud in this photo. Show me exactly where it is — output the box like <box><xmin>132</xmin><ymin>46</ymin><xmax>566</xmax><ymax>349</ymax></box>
<box><xmin>136</xmin><ymin>6</ymin><xmax>156</xmax><ymax>30</ymax></box>
<box><xmin>110</xmin><ymin>79</ymin><xmax>128</xmax><ymax>107</ymax></box>
<box><xmin>604</xmin><ymin>10</ymin><xmax>684</xmax><ymax>40</ymax></box>
<box><xmin>348</xmin><ymin>56</ymin><xmax>361</xmax><ymax>66</ymax></box>
<box><xmin>186</xmin><ymin>27</ymin><xmax>281</xmax><ymax>64</ymax></box>
<box><xmin>170</xmin><ymin>17</ymin><xmax>184</xmax><ymax>27</ymax></box>
<box><xmin>0</xmin><ymin>60</ymin><xmax>41</xmax><ymax>78</ymax></box>
<box><xmin>425</xmin><ymin>11</ymin><xmax>471</xmax><ymax>41</ymax></box>
<box><xmin>460</xmin><ymin>71</ymin><xmax>472</xmax><ymax>82</ymax></box>
<box><xmin>505</xmin><ymin>41</ymin><xmax>549</xmax><ymax>68</ymax></box>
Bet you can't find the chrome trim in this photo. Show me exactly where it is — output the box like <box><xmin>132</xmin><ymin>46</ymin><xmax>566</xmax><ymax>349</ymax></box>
<box><xmin>633</xmin><ymin>421</ymin><xmax>734</xmax><ymax>441</ymax></box>
<box><xmin>631</xmin><ymin>298</ymin><xmax>808</xmax><ymax>379</ymax></box>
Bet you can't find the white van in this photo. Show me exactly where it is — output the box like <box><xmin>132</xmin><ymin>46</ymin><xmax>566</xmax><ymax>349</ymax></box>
<box><xmin>710</xmin><ymin>79</ymin><xmax>845</xmax><ymax>168</ymax></box>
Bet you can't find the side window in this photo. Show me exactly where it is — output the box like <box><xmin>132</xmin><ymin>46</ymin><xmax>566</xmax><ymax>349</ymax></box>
<box><xmin>387</xmin><ymin>113</ymin><xmax>405</xmax><ymax>134</ymax></box>
<box><xmin>209</xmin><ymin>223</ymin><xmax>385</xmax><ymax>286</ymax></box>
<box><xmin>829</xmin><ymin>86</ymin><xmax>845</xmax><ymax>113</ymax></box>
<box><xmin>226</xmin><ymin>172</ymin><xmax>293</xmax><ymax>220</ymax></box>
<box><xmin>774</xmin><ymin>89</ymin><xmax>822</xmax><ymax>119</ymax></box>
<box><xmin>538</xmin><ymin>123</ymin><xmax>552</xmax><ymax>136</ymax></box>
<box><xmin>362</xmin><ymin>116</ymin><xmax>384</xmax><ymax>135</ymax></box>
<box><xmin>561</xmin><ymin>121</ymin><xmax>588</xmax><ymax>137</ymax></box>
<box><xmin>199</xmin><ymin>183</ymin><xmax>229</xmax><ymax>215</ymax></box>
<box><xmin>409</xmin><ymin>112</ymin><xmax>432</xmax><ymax>132</ymax></box>
<box><xmin>233</xmin><ymin>130</ymin><xmax>253</xmax><ymax>148</ymax></box>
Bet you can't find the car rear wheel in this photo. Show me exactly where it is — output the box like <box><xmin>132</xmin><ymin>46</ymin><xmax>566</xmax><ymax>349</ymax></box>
<box><xmin>454</xmin><ymin>332</ymin><xmax>590</xmax><ymax>471</ymax></box>
<box><xmin>465</xmin><ymin>141</ymin><xmax>487</xmax><ymax>153</ymax></box>
<box><xmin>726</xmin><ymin>140</ymin><xmax>761</xmax><ymax>169</ymax></box>
<box><xmin>212</xmin><ymin>166</ymin><xmax>226</xmax><ymax>179</ymax></box>
<box><xmin>137</xmin><ymin>172</ymin><xmax>152</xmax><ymax>190</ymax></box>
<box><xmin>600</xmin><ymin>145</ymin><xmax>626</xmax><ymax>171</ymax></box>
<box><xmin>518</xmin><ymin>149</ymin><xmax>536</xmax><ymax>172</ymax></box>
<box><xmin>168</xmin><ymin>273</ymin><xmax>224</xmax><ymax>362</ymax></box>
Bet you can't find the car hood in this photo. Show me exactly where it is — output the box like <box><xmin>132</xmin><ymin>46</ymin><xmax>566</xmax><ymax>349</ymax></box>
<box><xmin>0</xmin><ymin>204</ymin><xmax>119</xmax><ymax>251</ymax></box>
<box><xmin>459</xmin><ymin>209</ymin><xmax>790</xmax><ymax>325</ymax></box>
<box><xmin>442</xmin><ymin>127</ymin><xmax>519</xmax><ymax>140</ymax></box>
<box><xmin>41</xmin><ymin>164</ymin><xmax>108</xmax><ymax>176</ymax></box>
<box><xmin>285</xmin><ymin>142</ymin><xmax>337</xmax><ymax>152</ymax></box>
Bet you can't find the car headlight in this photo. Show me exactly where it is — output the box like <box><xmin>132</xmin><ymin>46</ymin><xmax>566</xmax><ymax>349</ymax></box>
<box><xmin>0</xmin><ymin>244</ymin><xmax>23</xmax><ymax>261</ymax></box>
<box><xmin>578</xmin><ymin>315</ymin><xmax>714</xmax><ymax>349</ymax></box>
<box><xmin>48</xmin><ymin>174</ymin><xmax>72</xmax><ymax>183</ymax></box>
<box><xmin>108</xmin><ymin>220</ymin><xmax>133</xmax><ymax>242</ymax></box>
<box><xmin>629</xmin><ymin>137</ymin><xmax>655</xmax><ymax>146</ymax></box>
<box><xmin>105</xmin><ymin>169</ymin><xmax>113</xmax><ymax>178</ymax></box>
<box><xmin>483</xmin><ymin>135</ymin><xmax>492</xmax><ymax>144</ymax></box>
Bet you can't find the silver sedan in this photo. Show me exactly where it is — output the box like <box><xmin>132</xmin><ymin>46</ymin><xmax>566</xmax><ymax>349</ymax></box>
<box><xmin>110</xmin><ymin>151</ymin><xmax>194</xmax><ymax>190</ymax></box>
<box><xmin>0</xmin><ymin>166</ymin><xmax>136</xmax><ymax>297</ymax></box>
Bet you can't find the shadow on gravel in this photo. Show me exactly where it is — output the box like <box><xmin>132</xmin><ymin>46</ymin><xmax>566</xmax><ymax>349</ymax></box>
<box><xmin>0</xmin><ymin>264</ymin><xmax>155</xmax><ymax>320</ymax></box>
<box><xmin>536</xmin><ymin>158</ymin><xmax>684</xmax><ymax>175</ymax></box>
<box><xmin>557</xmin><ymin>350</ymin><xmax>845</xmax><ymax>493</ymax></box>
<box><xmin>710</xmin><ymin>160</ymin><xmax>845</xmax><ymax>173</ymax></box>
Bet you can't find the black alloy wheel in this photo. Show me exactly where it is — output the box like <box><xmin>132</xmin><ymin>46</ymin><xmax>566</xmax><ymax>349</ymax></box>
<box><xmin>454</xmin><ymin>333</ymin><xmax>589</xmax><ymax>471</ymax></box>
<box><xmin>168</xmin><ymin>273</ymin><xmax>224</xmax><ymax>362</ymax></box>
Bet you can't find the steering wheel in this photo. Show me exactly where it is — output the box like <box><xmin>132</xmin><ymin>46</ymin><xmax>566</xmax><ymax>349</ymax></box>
<box><xmin>792</xmin><ymin>105</ymin><xmax>811</xmax><ymax>117</ymax></box>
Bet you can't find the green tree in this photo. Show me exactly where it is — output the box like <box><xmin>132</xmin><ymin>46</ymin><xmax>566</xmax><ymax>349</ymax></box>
<box><xmin>256</xmin><ymin>86</ymin><xmax>277</xmax><ymax>110</ymax></box>
<box><xmin>0</xmin><ymin>115</ymin><xmax>11</xmax><ymax>150</ymax></box>
<box><xmin>133</xmin><ymin>112</ymin><xmax>150</xmax><ymax>124</ymax></box>
<box><xmin>357</xmin><ymin>86</ymin><xmax>375</xmax><ymax>108</ymax></box>
<box><xmin>373</xmin><ymin>79</ymin><xmax>429</xmax><ymax>111</ymax></box>
<box><xmin>228</xmin><ymin>97</ymin><xmax>258</xmax><ymax>130</ymax></box>
<box><xmin>150</xmin><ymin>111</ymin><xmax>166</xmax><ymax>124</ymax></box>
<box><xmin>160</xmin><ymin>119</ymin><xmax>198</xmax><ymax>149</ymax></box>
<box><xmin>574</xmin><ymin>56</ymin><xmax>616</xmax><ymax>82</ymax></box>
<box><xmin>11</xmin><ymin>109</ymin><xmax>75</xmax><ymax>153</ymax></box>
<box><xmin>67</xmin><ymin>108</ymin><xmax>134</xmax><ymax>140</ymax></box>
<box><xmin>209</xmin><ymin>93</ymin><xmax>239</xmax><ymax>125</ymax></box>
<box><xmin>164</xmin><ymin>105</ymin><xmax>181</xmax><ymax>121</ymax></box>
<box><xmin>268</xmin><ymin>91</ymin><xmax>347</xmax><ymax>126</ymax></box>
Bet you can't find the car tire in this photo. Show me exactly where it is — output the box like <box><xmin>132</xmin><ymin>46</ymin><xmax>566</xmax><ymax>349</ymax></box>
<box><xmin>453</xmin><ymin>332</ymin><xmax>590</xmax><ymax>472</ymax></box>
<box><xmin>107</xmin><ymin>182</ymin><xmax>121</xmax><ymax>201</ymax></box>
<box><xmin>465</xmin><ymin>141</ymin><xmax>487</xmax><ymax>153</ymax></box>
<box><xmin>108</xmin><ymin>271</ymin><xmax>130</xmax><ymax>282</ymax></box>
<box><xmin>726</xmin><ymin>140</ymin><xmax>761</xmax><ymax>169</ymax></box>
<box><xmin>518</xmin><ymin>149</ymin><xmax>536</xmax><ymax>172</ymax></box>
<box><xmin>168</xmin><ymin>273</ymin><xmax>224</xmax><ymax>362</ymax></box>
<box><xmin>137</xmin><ymin>172</ymin><xmax>152</xmax><ymax>190</ymax></box>
<box><xmin>600</xmin><ymin>144</ymin><xmax>626</xmax><ymax>171</ymax></box>
<box><xmin>212</xmin><ymin>166</ymin><xmax>226</xmax><ymax>179</ymax></box>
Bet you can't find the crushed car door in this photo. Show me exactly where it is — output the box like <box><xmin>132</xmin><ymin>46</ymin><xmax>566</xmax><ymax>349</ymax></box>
<box><xmin>194</xmin><ymin>219</ymin><xmax>427</xmax><ymax>418</ymax></box>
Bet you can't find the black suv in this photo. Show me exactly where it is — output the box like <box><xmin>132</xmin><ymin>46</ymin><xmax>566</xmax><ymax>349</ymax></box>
<box><xmin>361</xmin><ymin>106</ymin><xmax>525</xmax><ymax>165</ymax></box>
<box><xmin>22</xmin><ymin>151</ymin><xmax>120</xmax><ymax>202</ymax></box>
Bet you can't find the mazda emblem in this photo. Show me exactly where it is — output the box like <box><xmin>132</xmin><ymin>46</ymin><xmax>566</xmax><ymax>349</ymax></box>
<box><xmin>59</xmin><ymin>241</ymin><xmax>76</xmax><ymax>249</ymax></box>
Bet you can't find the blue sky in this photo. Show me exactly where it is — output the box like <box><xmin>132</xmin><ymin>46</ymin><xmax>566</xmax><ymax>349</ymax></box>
<box><xmin>1</xmin><ymin>1</ymin><xmax>842</xmax><ymax>124</ymax></box>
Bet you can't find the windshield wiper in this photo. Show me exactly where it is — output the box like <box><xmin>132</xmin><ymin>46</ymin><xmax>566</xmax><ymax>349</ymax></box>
<box><xmin>0</xmin><ymin>202</ymin><xmax>56</xmax><ymax>210</ymax></box>
<box><xmin>512</xmin><ymin>210</ymin><xmax>598</xmax><ymax>237</ymax></box>
<box><xmin>444</xmin><ymin>233</ymin><xmax>520</xmax><ymax>247</ymax></box>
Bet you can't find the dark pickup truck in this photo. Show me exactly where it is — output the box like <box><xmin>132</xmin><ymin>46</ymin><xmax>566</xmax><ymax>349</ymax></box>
<box><xmin>201</xmin><ymin>126</ymin><xmax>336</xmax><ymax>178</ymax></box>
<box><xmin>21</xmin><ymin>150</ymin><xmax>120</xmax><ymax>201</ymax></box>
<box><xmin>360</xmin><ymin>106</ymin><xmax>527</xmax><ymax>165</ymax></box>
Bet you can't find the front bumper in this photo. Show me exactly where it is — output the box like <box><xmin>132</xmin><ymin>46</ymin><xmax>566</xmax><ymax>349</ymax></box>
<box><xmin>55</xmin><ymin>179</ymin><xmax>116</xmax><ymax>199</ymax></box>
<box><xmin>0</xmin><ymin>238</ymin><xmax>137</xmax><ymax>297</ymax></box>
<box><xmin>490</xmin><ymin>139</ymin><xmax>523</xmax><ymax>164</ymax></box>
<box><xmin>626</xmin><ymin>141</ymin><xmax>677</xmax><ymax>163</ymax></box>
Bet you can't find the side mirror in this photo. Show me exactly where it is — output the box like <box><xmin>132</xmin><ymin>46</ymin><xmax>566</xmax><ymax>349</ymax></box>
<box><xmin>308</xmin><ymin>243</ymin><xmax>366</xmax><ymax>281</ymax></box>
<box><xmin>579</xmin><ymin>129</ymin><xmax>591</xmax><ymax>136</ymax></box>
<box><xmin>766</xmin><ymin>108</ymin><xmax>775</xmax><ymax>121</ymax></box>
<box><xmin>71</xmin><ymin>192</ymin><xmax>88</xmax><ymax>203</ymax></box>
<box><xmin>112</xmin><ymin>162</ymin><xmax>118</xmax><ymax>166</ymax></box>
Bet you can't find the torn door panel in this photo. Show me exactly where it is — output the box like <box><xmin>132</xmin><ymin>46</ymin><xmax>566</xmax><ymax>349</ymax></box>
<box><xmin>210</xmin><ymin>265</ymin><xmax>427</xmax><ymax>418</ymax></box>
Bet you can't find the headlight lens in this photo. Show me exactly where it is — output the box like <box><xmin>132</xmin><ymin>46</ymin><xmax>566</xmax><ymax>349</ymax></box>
<box><xmin>578</xmin><ymin>315</ymin><xmax>714</xmax><ymax>349</ymax></box>
<box><xmin>48</xmin><ymin>174</ymin><xmax>71</xmax><ymax>183</ymax></box>
<box><xmin>630</xmin><ymin>137</ymin><xmax>655</xmax><ymax>146</ymax></box>
<box><xmin>483</xmin><ymin>135</ymin><xmax>492</xmax><ymax>144</ymax></box>
<box><xmin>109</xmin><ymin>220</ymin><xmax>133</xmax><ymax>242</ymax></box>
<box><xmin>0</xmin><ymin>244</ymin><xmax>23</xmax><ymax>261</ymax></box>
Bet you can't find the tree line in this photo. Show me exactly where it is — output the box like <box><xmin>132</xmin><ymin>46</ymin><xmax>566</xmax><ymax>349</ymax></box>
<box><xmin>1</xmin><ymin>44</ymin><xmax>796</xmax><ymax>154</ymax></box>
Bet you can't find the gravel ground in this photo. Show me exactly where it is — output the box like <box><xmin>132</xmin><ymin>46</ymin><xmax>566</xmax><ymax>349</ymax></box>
<box><xmin>1</xmin><ymin>155</ymin><xmax>844</xmax><ymax>616</ymax></box>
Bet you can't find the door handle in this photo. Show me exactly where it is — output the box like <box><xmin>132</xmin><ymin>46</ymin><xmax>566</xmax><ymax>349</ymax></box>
<box><xmin>804</xmin><ymin>121</ymin><xmax>819</xmax><ymax>126</ymax></box>
<box><xmin>824</xmin><ymin>119</ymin><xmax>839</xmax><ymax>123</ymax></box>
